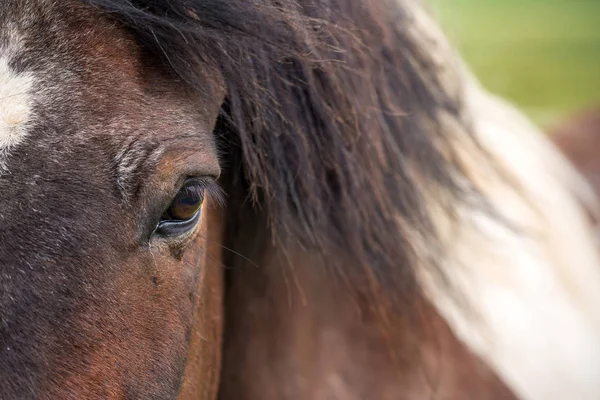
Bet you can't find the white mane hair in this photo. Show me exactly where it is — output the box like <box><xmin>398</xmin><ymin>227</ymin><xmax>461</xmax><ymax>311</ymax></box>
<box><xmin>408</xmin><ymin>3</ymin><xmax>600</xmax><ymax>399</ymax></box>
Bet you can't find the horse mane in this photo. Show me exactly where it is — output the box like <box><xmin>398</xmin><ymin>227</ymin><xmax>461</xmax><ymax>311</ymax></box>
<box><xmin>85</xmin><ymin>0</ymin><xmax>482</xmax><ymax>319</ymax></box>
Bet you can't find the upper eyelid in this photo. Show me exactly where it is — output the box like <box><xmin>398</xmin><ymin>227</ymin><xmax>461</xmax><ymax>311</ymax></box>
<box><xmin>115</xmin><ymin>136</ymin><xmax>221</xmax><ymax>202</ymax></box>
<box><xmin>173</xmin><ymin>176</ymin><xmax>225</xmax><ymax>209</ymax></box>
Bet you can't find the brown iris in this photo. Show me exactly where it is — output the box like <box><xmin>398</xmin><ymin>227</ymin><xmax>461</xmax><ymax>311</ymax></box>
<box><xmin>161</xmin><ymin>181</ymin><xmax>204</xmax><ymax>222</ymax></box>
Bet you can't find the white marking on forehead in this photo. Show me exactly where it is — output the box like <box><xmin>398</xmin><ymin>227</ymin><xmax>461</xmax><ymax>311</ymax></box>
<box><xmin>0</xmin><ymin>29</ymin><xmax>35</xmax><ymax>171</ymax></box>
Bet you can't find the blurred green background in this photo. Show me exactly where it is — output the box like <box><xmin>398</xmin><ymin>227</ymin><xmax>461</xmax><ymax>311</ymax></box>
<box><xmin>428</xmin><ymin>0</ymin><xmax>600</xmax><ymax>129</ymax></box>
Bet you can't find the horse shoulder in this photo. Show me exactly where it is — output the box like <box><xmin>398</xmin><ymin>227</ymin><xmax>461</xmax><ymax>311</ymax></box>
<box><xmin>423</xmin><ymin>74</ymin><xmax>600</xmax><ymax>400</ymax></box>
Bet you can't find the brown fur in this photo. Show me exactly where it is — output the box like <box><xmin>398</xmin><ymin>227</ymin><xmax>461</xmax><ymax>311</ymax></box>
<box><xmin>179</xmin><ymin>206</ymin><xmax>225</xmax><ymax>400</ymax></box>
<box><xmin>551</xmin><ymin>108</ymin><xmax>600</xmax><ymax>195</ymax></box>
<box><xmin>217</xmin><ymin>195</ymin><xmax>516</xmax><ymax>399</ymax></box>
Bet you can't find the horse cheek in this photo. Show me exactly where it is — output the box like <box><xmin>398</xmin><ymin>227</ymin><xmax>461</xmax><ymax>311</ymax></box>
<box><xmin>179</xmin><ymin>205</ymin><xmax>225</xmax><ymax>400</ymax></box>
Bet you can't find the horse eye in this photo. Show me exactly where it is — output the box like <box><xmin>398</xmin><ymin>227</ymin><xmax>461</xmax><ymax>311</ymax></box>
<box><xmin>154</xmin><ymin>181</ymin><xmax>204</xmax><ymax>237</ymax></box>
<box><xmin>162</xmin><ymin>183</ymin><xmax>204</xmax><ymax>221</ymax></box>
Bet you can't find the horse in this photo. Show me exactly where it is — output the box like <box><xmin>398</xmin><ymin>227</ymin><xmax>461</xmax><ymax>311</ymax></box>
<box><xmin>551</xmin><ymin>108</ymin><xmax>600</xmax><ymax>196</ymax></box>
<box><xmin>1</xmin><ymin>0</ymin><xmax>600</xmax><ymax>399</ymax></box>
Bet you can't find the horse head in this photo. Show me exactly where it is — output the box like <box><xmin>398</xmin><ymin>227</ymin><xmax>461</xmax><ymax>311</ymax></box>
<box><xmin>0</xmin><ymin>1</ymin><xmax>225</xmax><ymax>397</ymax></box>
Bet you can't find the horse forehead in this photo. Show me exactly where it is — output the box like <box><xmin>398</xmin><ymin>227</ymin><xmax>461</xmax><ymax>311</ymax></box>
<box><xmin>0</xmin><ymin>2</ymin><xmax>137</xmax><ymax>159</ymax></box>
<box><xmin>0</xmin><ymin>2</ymin><xmax>221</xmax><ymax>175</ymax></box>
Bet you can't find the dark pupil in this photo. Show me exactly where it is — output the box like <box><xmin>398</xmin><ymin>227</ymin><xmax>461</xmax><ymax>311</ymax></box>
<box><xmin>162</xmin><ymin>185</ymin><xmax>203</xmax><ymax>221</ymax></box>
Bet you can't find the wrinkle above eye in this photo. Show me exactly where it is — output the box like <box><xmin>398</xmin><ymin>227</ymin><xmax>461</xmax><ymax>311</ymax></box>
<box><xmin>114</xmin><ymin>135</ymin><xmax>221</xmax><ymax>203</ymax></box>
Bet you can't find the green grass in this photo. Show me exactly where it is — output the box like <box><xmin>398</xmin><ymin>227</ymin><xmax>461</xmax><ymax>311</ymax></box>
<box><xmin>428</xmin><ymin>0</ymin><xmax>600</xmax><ymax>128</ymax></box>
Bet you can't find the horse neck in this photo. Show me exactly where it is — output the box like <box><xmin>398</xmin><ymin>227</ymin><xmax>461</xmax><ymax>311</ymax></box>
<box><xmin>214</xmin><ymin>85</ymin><xmax>600</xmax><ymax>400</ymax></box>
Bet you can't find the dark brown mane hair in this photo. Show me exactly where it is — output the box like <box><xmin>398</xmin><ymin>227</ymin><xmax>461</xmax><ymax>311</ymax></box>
<box><xmin>84</xmin><ymin>0</ymin><xmax>480</xmax><ymax>326</ymax></box>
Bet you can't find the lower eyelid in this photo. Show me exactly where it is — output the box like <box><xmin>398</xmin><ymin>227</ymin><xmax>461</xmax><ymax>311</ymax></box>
<box><xmin>153</xmin><ymin>209</ymin><xmax>202</xmax><ymax>238</ymax></box>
